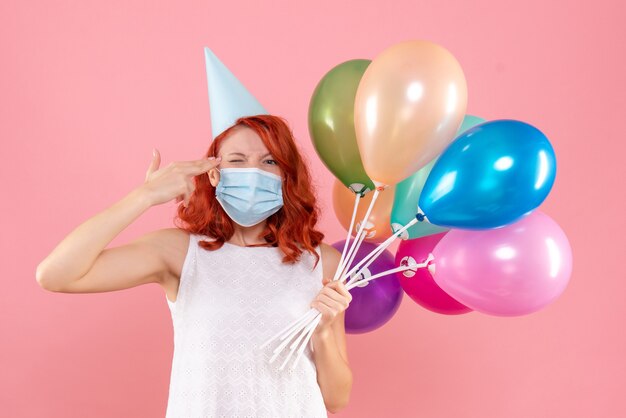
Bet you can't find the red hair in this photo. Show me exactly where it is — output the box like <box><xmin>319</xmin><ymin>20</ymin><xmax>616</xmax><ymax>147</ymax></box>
<box><xmin>174</xmin><ymin>114</ymin><xmax>325</xmax><ymax>267</ymax></box>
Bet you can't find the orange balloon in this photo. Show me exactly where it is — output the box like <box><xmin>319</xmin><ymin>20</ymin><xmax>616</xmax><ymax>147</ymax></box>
<box><xmin>354</xmin><ymin>40</ymin><xmax>468</xmax><ymax>186</ymax></box>
<box><xmin>332</xmin><ymin>180</ymin><xmax>396</xmax><ymax>243</ymax></box>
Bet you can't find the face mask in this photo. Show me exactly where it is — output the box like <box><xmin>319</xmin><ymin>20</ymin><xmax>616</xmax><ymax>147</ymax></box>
<box><xmin>215</xmin><ymin>167</ymin><xmax>284</xmax><ymax>227</ymax></box>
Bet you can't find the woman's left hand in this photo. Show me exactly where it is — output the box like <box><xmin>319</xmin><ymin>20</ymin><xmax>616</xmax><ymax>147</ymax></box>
<box><xmin>310</xmin><ymin>277</ymin><xmax>353</xmax><ymax>336</ymax></box>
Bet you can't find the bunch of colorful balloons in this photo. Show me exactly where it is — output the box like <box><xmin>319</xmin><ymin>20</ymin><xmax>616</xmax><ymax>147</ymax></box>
<box><xmin>259</xmin><ymin>39</ymin><xmax>572</xmax><ymax>371</ymax></box>
<box><xmin>308</xmin><ymin>39</ymin><xmax>573</xmax><ymax>332</ymax></box>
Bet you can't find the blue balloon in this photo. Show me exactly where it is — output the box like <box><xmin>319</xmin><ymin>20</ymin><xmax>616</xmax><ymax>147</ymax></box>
<box><xmin>391</xmin><ymin>114</ymin><xmax>487</xmax><ymax>239</ymax></box>
<box><xmin>419</xmin><ymin>119</ymin><xmax>556</xmax><ymax>229</ymax></box>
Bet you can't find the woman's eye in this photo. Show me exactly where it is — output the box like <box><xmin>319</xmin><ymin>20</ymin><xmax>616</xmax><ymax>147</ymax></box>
<box><xmin>264</xmin><ymin>159</ymin><xmax>277</xmax><ymax>165</ymax></box>
<box><xmin>229</xmin><ymin>160</ymin><xmax>243</xmax><ymax>163</ymax></box>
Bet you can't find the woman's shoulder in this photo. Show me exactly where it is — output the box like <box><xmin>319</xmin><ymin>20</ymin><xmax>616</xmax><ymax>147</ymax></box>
<box><xmin>142</xmin><ymin>227</ymin><xmax>190</xmax><ymax>251</ymax></box>
<box><xmin>147</xmin><ymin>228</ymin><xmax>193</xmax><ymax>262</ymax></box>
<box><xmin>318</xmin><ymin>242</ymin><xmax>342</xmax><ymax>280</ymax></box>
<box><xmin>146</xmin><ymin>228</ymin><xmax>216</xmax><ymax>264</ymax></box>
<box><xmin>318</xmin><ymin>242</ymin><xmax>341</xmax><ymax>258</ymax></box>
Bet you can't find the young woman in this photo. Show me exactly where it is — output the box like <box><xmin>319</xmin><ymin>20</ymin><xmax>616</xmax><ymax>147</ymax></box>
<box><xmin>36</xmin><ymin>115</ymin><xmax>353</xmax><ymax>417</ymax></box>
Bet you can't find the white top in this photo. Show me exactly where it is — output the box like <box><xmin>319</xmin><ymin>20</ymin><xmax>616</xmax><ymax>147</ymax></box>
<box><xmin>165</xmin><ymin>233</ymin><xmax>328</xmax><ymax>417</ymax></box>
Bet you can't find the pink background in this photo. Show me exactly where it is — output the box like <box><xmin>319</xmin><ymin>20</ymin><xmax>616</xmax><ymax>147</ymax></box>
<box><xmin>2</xmin><ymin>0</ymin><xmax>624</xmax><ymax>417</ymax></box>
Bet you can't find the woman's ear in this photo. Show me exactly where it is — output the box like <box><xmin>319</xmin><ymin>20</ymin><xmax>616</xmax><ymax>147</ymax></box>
<box><xmin>208</xmin><ymin>168</ymin><xmax>220</xmax><ymax>187</ymax></box>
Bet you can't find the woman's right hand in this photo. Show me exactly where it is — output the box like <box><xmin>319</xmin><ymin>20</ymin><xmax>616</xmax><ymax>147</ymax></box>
<box><xmin>140</xmin><ymin>148</ymin><xmax>221</xmax><ymax>207</ymax></box>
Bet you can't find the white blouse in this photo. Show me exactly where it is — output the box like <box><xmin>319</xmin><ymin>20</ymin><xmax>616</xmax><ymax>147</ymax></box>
<box><xmin>165</xmin><ymin>233</ymin><xmax>328</xmax><ymax>417</ymax></box>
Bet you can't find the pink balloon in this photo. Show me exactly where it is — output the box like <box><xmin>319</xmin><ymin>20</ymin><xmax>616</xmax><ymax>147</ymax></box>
<box><xmin>395</xmin><ymin>232</ymin><xmax>472</xmax><ymax>315</ymax></box>
<box><xmin>431</xmin><ymin>210</ymin><xmax>572</xmax><ymax>316</ymax></box>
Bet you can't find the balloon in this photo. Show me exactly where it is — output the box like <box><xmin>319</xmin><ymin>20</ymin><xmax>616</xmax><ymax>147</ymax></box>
<box><xmin>332</xmin><ymin>240</ymin><xmax>403</xmax><ymax>333</ymax></box>
<box><xmin>333</xmin><ymin>179</ymin><xmax>395</xmax><ymax>243</ymax></box>
<box><xmin>457</xmin><ymin>115</ymin><xmax>486</xmax><ymax>132</ymax></box>
<box><xmin>431</xmin><ymin>210</ymin><xmax>572</xmax><ymax>316</ymax></box>
<box><xmin>420</xmin><ymin>119</ymin><xmax>557</xmax><ymax>229</ymax></box>
<box><xmin>391</xmin><ymin>115</ymin><xmax>486</xmax><ymax>239</ymax></box>
<box><xmin>354</xmin><ymin>40</ymin><xmax>468</xmax><ymax>186</ymax></box>
<box><xmin>308</xmin><ymin>59</ymin><xmax>376</xmax><ymax>193</ymax></box>
<box><xmin>395</xmin><ymin>233</ymin><xmax>472</xmax><ymax>315</ymax></box>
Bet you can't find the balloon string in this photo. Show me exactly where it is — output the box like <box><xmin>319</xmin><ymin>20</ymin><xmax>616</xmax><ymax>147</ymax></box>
<box><xmin>291</xmin><ymin>315</ymin><xmax>322</xmax><ymax>369</ymax></box>
<box><xmin>341</xmin><ymin>217</ymin><xmax>419</xmax><ymax>284</ymax></box>
<box><xmin>335</xmin><ymin>223</ymin><xmax>366</xmax><ymax>282</ymax></box>
<box><xmin>259</xmin><ymin>196</ymin><xmax>370</xmax><ymax>359</ymax></box>
<box><xmin>259</xmin><ymin>211</ymin><xmax>421</xmax><ymax>369</ymax></box>
<box><xmin>276</xmin><ymin>309</ymin><xmax>321</xmax><ymax>370</ymax></box>
<box><xmin>291</xmin><ymin>251</ymin><xmax>433</xmax><ymax>369</ymax></box>
<box><xmin>341</xmin><ymin>189</ymin><xmax>380</xmax><ymax>271</ymax></box>
<box><xmin>338</xmin><ymin>228</ymin><xmax>367</xmax><ymax>280</ymax></box>
<box><xmin>346</xmin><ymin>253</ymin><xmax>434</xmax><ymax>291</ymax></box>
<box><xmin>259</xmin><ymin>218</ymin><xmax>425</xmax><ymax>369</ymax></box>
<box><xmin>333</xmin><ymin>192</ymin><xmax>362</xmax><ymax>281</ymax></box>
<box><xmin>258</xmin><ymin>308</ymin><xmax>317</xmax><ymax>351</ymax></box>
<box><xmin>336</xmin><ymin>188</ymin><xmax>381</xmax><ymax>280</ymax></box>
<box><xmin>258</xmin><ymin>217</ymin><xmax>420</xmax><ymax>367</ymax></box>
<box><xmin>258</xmin><ymin>214</ymin><xmax>369</xmax><ymax>354</ymax></box>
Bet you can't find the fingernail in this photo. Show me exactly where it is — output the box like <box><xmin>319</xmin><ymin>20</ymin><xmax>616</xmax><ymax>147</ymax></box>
<box><xmin>216</xmin><ymin>156</ymin><xmax>222</xmax><ymax>161</ymax></box>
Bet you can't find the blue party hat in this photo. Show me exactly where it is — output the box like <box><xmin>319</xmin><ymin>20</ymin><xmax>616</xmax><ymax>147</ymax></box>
<box><xmin>204</xmin><ymin>47</ymin><xmax>268</xmax><ymax>140</ymax></box>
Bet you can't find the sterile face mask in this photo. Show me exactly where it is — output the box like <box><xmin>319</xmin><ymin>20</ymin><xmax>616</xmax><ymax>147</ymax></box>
<box><xmin>215</xmin><ymin>167</ymin><xmax>284</xmax><ymax>227</ymax></box>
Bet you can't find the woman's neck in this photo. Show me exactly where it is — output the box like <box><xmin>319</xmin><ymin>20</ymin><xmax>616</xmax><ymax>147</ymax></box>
<box><xmin>228</xmin><ymin>221</ymin><xmax>269</xmax><ymax>246</ymax></box>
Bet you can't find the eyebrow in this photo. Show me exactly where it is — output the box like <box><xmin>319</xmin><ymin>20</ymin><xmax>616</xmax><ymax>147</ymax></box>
<box><xmin>226</xmin><ymin>152</ymin><xmax>273</xmax><ymax>158</ymax></box>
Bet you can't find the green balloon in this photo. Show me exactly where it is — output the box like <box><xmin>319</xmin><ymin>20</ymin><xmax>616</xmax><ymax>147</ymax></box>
<box><xmin>308</xmin><ymin>59</ymin><xmax>375</xmax><ymax>194</ymax></box>
<box><xmin>391</xmin><ymin>115</ymin><xmax>487</xmax><ymax>239</ymax></box>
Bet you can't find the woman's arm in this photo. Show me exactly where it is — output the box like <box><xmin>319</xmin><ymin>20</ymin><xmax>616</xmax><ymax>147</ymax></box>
<box><xmin>35</xmin><ymin>150</ymin><xmax>220</xmax><ymax>292</ymax></box>
<box><xmin>310</xmin><ymin>243</ymin><xmax>353</xmax><ymax>414</ymax></box>
<box><xmin>35</xmin><ymin>187</ymin><xmax>155</xmax><ymax>291</ymax></box>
